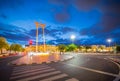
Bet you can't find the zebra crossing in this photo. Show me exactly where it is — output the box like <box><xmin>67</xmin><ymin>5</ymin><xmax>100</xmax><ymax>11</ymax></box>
<box><xmin>10</xmin><ymin>64</ymin><xmax>79</xmax><ymax>81</ymax></box>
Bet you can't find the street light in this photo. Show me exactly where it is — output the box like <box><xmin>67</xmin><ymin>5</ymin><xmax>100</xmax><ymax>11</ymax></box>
<box><xmin>107</xmin><ymin>39</ymin><xmax>112</xmax><ymax>47</ymax></box>
<box><xmin>70</xmin><ymin>35</ymin><xmax>76</xmax><ymax>44</ymax></box>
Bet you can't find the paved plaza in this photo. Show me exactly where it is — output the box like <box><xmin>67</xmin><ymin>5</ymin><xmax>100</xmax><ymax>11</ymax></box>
<box><xmin>10</xmin><ymin>53</ymin><xmax>73</xmax><ymax>65</ymax></box>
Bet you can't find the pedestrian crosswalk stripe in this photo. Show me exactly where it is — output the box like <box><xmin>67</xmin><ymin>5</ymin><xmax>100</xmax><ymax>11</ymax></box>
<box><xmin>13</xmin><ymin>65</ymin><xmax>48</xmax><ymax>70</ymax></box>
<box><xmin>10</xmin><ymin>68</ymin><xmax>56</xmax><ymax>79</ymax></box>
<box><xmin>13</xmin><ymin>65</ymin><xmax>45</xmax><ymax>69</ymax></box>
<box><xmin>65</xmin><ymin>78</ymin><xmax>79</xmax><ymax>81</ymax></box>
<box><xmin>13</xmin><ymin>66</ymin><xmax>48</xmax><ymax>73</ymax></box>
<box><xmin>10</xmin><ymin>65</ymin><xmax>79</xmax><ymax>81</ymax></box>
<box><xmin>12</xmin><ymin>67</ymin><xmax>51</xmax><ymax>75</ymax></box>
<box><xmin>17</xmin><ymin>71</ymin><xmax>61</xmax><ymax>81</ymax></box>
<box><xmin>13</xmin><ymin>65</ymin><xmax>51</xmax><ymax>73</ymax></box>
<box><xmin>40</xmin><ymin>74</ymin><xmax>68</xmax><ymax>81</ymax></box>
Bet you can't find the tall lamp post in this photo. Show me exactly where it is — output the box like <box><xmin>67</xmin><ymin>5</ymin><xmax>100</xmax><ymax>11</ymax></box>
<box><xmin>70</xmin><ymin>35</ymin><xmax>76</xmax><ymax>44</ymax></box>
<box><xmin>107</xmin><ymin>39</ymin><xmax>112</xmax><ymax>47</ymax></box>
<box><xmin>107</xmin><ymin>39</ymin><xmax>112</xmax><ymax>52</ymax></box>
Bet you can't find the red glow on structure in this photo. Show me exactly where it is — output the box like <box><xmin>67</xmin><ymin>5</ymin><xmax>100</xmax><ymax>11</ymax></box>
<box><xmin>29</xmin><ymin>40</ymin><xmax>33</xmax><ymax>45</ymax></box>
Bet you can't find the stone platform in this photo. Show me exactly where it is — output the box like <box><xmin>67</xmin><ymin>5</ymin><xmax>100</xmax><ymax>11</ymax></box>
<box><xmin>10</xmin><ymin>53</ymin><xmax>73</xmax><ymax>65</ymax></box>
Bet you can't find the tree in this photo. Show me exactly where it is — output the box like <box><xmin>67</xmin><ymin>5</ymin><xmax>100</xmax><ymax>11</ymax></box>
<box><xmin>10</xmin><ymin>44</ymin><xmax>23</xmax><ymax>53</ymax></box>
<box><xmin>85</xmin><ymin>46</ymin><xmax>91</xmax><ymax>52</ymax></box>
<box><xmin>58</xmin><ymin>44</ymin><xmax>66</xmax><ymax>54</ymax></box>
<box><xmin>78</xmin><ymin>46</ymin><xmax>84</xmax><ymax>52</ymax></box>
<box><xmin>0</xmin><ymin>37</ymin><xmax>9</xmax><ymax>54</ymax></box>
<box><xmin>116</xmin><ymin>45</ymin><xmax>120</xmax><ymax>53</ymax></box>
<box><xmin>98</xmin><ymin>45</ymin><xmax>106</xmax><ymax>51</ymax></box>
<box><xmin>66</xmin><ymin>44</ymin><xmax>77</xmax><ymax>52</ymax></box>
<box><xmin>91</xmin><ymin>45</ymin><xmax>97</xmax><ymax>52</ymax></box>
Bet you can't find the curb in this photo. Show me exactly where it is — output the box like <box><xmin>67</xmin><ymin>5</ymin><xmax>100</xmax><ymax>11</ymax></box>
<box><xmin>9</xmin><ymin>56</ymin><xmax>74</xmax><ymax>66</ymax></box>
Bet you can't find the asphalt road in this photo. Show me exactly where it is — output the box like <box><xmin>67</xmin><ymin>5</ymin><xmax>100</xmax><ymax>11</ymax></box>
<box><xmin>0</xmin><ymin>54</ymin><xmax>120</xmax><ymax>81</ymax></box>
<box><xmin>0</xmin><ymin>55</ymin><xmax>22</xmax><ymax>81</ymax></box>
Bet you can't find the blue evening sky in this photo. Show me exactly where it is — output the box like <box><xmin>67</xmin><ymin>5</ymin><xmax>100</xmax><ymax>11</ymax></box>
<box><xmin>0</xmin><ymin>0</ymin><xmax>120</xmax><ymax>46</ymax></box>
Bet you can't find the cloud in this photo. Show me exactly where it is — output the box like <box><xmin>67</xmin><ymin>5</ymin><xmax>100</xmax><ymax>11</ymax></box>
<box><xmin>80</xmin><ymin>22</ymin><xmax>120</xmax><ymax>45</ymax></box>
<box><xmin>0</xmin><ymin>22</ymin><xmax>31</xmax><ymax>43</ymax></box>
<box><xmin>48</xmin><ymin>0</ymin><xmax>101</xmax><ymax>23</ymax></box>
<box><xmin>48</xmin><ymin>38</ymin><xmax>70</xmax><ymax>45</ymax></box>
<box><xmin>80</xmin><ymin>0</ymin><xmax>120</xmax><ymax>41</ymax></box>
<box><xmin>101</xmin><ymin>15</ymin><xmax>120</xmax><ymax>32</ymax></box>
<box><xmin>49</xmin><ymin>0</ymin><xmax>120</xmax><ymax>25</ymax></box>
<box><xmin>28</xmin><ymin>25</ymin><xmax>76</xmax><ymax>38</ymax></box>
<box><xmin>54</xmin><ymin>12</ymin><xmax>70</xmax><ymax>22</ymax></box>
<box><xmin>74</xmin><ymin>0</ymin><xmax>100</xmax><ymax>11</ymax></box>
<box><xmin>100</xmin><ymin>0</ymin><xmax>120</xmax><ymax>14</ymax></box>
<box><xmin>0</xmin><ymin>0</ymin><xmax>120</xmax><ymax>45</ymax></box>
<box><xmin>49</xmin><ymin>0</ymin><xmax>71</xmax><ymax>23</ymax></box>
<box><xmin>87</xmin><ymin>15</ymin><xmax>120</xmax><ymax>36</ymax></box>
<box><xmin>27</xmin><ymin>25</ymin><xmax>77</xmax><ymax>44</ymax></box>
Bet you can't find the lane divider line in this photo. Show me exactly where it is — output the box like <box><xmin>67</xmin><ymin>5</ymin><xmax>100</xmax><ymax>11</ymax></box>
<box><xmin>108</xmin><ymin>58</ymin><xmax>120</xmax><ymax>81</ymax></box>
<box><xmin>40</xmin><ymin>74</ymin><xmax>68</xmax><ymax>81</ymax></box>
<box><xmin>62</xmin><ymin>62</ymin><xmax>120</xmax><ymax>78</ymax></box>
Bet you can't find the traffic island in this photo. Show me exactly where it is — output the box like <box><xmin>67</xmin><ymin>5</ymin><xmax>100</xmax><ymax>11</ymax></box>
<box><xmin>9</xmin><ymin>53</ymin><xmax>74</xmax><ymax>66</ymax></box>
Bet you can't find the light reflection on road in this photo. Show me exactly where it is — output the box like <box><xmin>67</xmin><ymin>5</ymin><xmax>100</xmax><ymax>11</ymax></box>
<box><xmin>12</xmin><ymin>53</ymin><xmax>62</xmax><ymax>64</ymax></box>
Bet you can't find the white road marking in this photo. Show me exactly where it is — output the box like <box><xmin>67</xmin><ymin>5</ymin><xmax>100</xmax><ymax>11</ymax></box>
<box><xmin>13</xmin><ymin>66</ymin><xmax>47</xmax><ymax>71</ymax></box>
<box><xmin>13</xmin><ymin>65</ymin><xmax>48</xmax><ymax>70</ymax></box>
<box><xmin>13</xmin><ymin>65</ymin><xmax>49</xmax><ymax>73</ymax></box>
<box><xmin>108</xmin><ymin>58</ymin><xmax>120</xmax><ymax>81</ymax></box>
<box><xmin>17</xmin><ymin>71</ymin><xmax>61</xmax><ymax>81</ymax></box>
<box><xmin>10</xmin><ymin>68</ymin><xmax>55</xmax><ymax>79</ymax></box>
<box><xmin>40</xmin><ymin>74</ymin><xmax>68</xmax><ymax>81</ymax></box>
<box><xmin>65</xmin><ymin>78</ymin><xmax>79</xmax><ymax>81</ymax></box>
<box><xmin>62</xmin><ymin>63</ymin><xmax>120</xmax><ymax>78</ymax></box>
<box><xmin>12</xmin><ymin>67</ymin><xmax>51</xmax><ymax>75</ymax></box>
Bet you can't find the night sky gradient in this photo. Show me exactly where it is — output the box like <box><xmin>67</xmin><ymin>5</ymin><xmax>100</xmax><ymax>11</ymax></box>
<box><xmin>0</xmin><ymin>0</ymin><xmax>120</xmax><ymax>46</ymax></box>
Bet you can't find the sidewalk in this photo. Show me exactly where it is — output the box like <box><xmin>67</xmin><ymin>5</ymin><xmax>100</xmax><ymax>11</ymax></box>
<box><xmin>0</xmin><ymin>53</ymin><xmax>18</xmax><ymax>58</ymax></box>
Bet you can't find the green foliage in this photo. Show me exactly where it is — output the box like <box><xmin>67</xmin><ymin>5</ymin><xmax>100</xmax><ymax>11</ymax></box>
<box><xmin>84</xmin><ymin>46</ymin><xmax>91</xmax><ymax>52</ymax></box>
<box><xmin>58</xmin><ymin>44</ymin><xmax>66</xmax><ymax>52</ymax></box>
<box><xmin>85</xmin><ymin>46</ymin><xmax>91</xmax><ymax>49</ymax></box>
<box><xmin>78</xmin><ymin>46</ymin><xmax>84</xmax><ymax>50</ymax></box>
<box><xmin>66</xmin><ymin>44</ymin><xmax>77</xmax><ymax>51</ymax></box>
<box><xmin>0</xmin><ymin>37</ymin><xmax>9</xmax><ymax>53</ymax></box>
<box><xmin>10</xmin><ymin>44</ymin><xmax>23</xmax><ymax>52</ymax></box>
<box><xmin>98</xmin><ymin>45</ymin><xmax>105</xmax><ymax>50</ymax></box>
<box><xmin>0</xmin><ymin>37</ymin><xmax>24</xmax><ymax>54</ymax></box>
<box><xmin>116</xmin><ymin>45</ymin><xmax>120</xmax><ymax>52</ymax></box>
